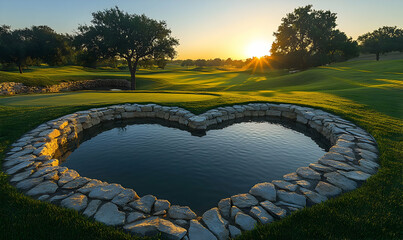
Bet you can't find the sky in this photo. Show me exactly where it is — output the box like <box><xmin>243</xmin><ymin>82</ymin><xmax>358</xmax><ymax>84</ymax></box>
<box><xmin>1</xmin><ymin>0</ymin><xmax>402</xmax><ymax>59</ymax></box>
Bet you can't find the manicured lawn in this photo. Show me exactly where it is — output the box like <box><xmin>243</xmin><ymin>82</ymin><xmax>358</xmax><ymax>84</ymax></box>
<box><xmin>0</xmin><ymin>60</ymin><xmax>402</xmax><ymax>239</ymax></box>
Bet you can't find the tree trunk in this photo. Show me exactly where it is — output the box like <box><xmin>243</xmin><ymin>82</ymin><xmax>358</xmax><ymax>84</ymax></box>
<box><xmin>128</xmin><ymin>60</ymin><xmax>138</xmax><ymax>90</ymax></box>
<box><xmin>376</xmin><ymin>52</ymin><xmax>380</xmax><ymax>61</ymax></box>
<box><xmin>18</xmin><ymin>64</ymin><xmax>23</xmax><ymax>74</ymax></box>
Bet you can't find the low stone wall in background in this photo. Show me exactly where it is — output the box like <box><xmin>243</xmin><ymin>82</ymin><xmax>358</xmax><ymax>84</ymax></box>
<box><xmin>0</xmin><ymin>79</ymin><xmax>131</xmax><ymax>95</ymax></box>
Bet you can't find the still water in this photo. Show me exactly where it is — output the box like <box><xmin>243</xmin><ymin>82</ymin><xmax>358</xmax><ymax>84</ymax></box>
<box><xmin>62</xmin><ymin>118</ymin><xmax>328</xmax><ymax>214</ymax></box>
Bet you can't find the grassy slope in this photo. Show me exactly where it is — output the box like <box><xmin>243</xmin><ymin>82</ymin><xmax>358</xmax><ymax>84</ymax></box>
<box><xmin>0</xmin><ymin>60</ymin><xmax>402</xmax><ymax>239</ymax></box>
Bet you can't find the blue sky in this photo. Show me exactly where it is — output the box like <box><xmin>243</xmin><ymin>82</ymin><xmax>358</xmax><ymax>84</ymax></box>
<box><xmin>1</xmin><ymin>0</ymin><xmax>402</xmax><ymax>59</ymax></box>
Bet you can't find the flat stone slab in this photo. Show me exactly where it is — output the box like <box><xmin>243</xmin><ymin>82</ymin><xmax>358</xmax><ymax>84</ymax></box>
<box><xmin>276</xmin><ymin>201</ymin><xmax>304</xmax><ymax>209</ymax></box>
<box><xmin>83</xmin><ymin>199</ymin><xmax>101</xmax><ymax>217</ymax></box>
<box><xmin>228</xmin><ymin>225</ymin><xmax>242</xmax><ymax>238</ymax></box>
<box><xmin>315</xmin><ymin>181</ymin><xmax>342</xmax><ymax>197</ymax></box>
<box><xmin>235</xmin><ymin>212</ymin><xmax>257</xmax><ymax>231</ymax></box>
<box><xmin>10</xmin><ymin>169</ymin><xmax>33</xmax><ymax>182</ymax></box>
<box><xmin>249</xmin><ymin>206</ymin><xmax>274</xmax><ymax>224</ymax></box>
<box><xmin>272</xmin><ymin>180</ymin><xmax>298</xmax><ymax>191</ymax></box>
<box><xmin>58</xmin><ymin>169</ymin><xmax>80</xmax><ymax>186</ymax></box>
<box><xmin>88</xmin><ymin>184</ymin><xmax>125</xmax><ymax>200</ymax></box>
<box><xmin>333</xmin><ymin>146</ymin><xmax>356</xmax><ymax>159</ymax></box>
<box><xmin>338</xmin><ymin>170</ymin><xmax>371</xmax><ymax>181</ymax></box>
<box><xmin>168</xmin><ymin>205</ymin><xmax>197</xmax><ymax>220</ymax></box>
<box><xmin>6</xmin><ymin>161</ymin><xmax>34</xmax><ymax>175</ymax></box>
<box><xmin>277</xmin><ymin>190</ymin><xmax>306</xmax><ymax>207</ymax></box>
<box><xmin>231</xmin><ymin>193</ymin><xmax>258</xmax><ymax>208</ymax></box>
<box><xmin>4</xmin><ymin>155</ymin><xmax>36</xmax><ymax>168</ymax></box>
<box><xmin>154</xmin><ymin>199</ymin><xmax>171</xmax><ymax>212</ymax></box>
<box><xmin>202</xmin><ymin>208</ymin><xmax>228</xmax><ymax>240</ymax></box>
<box><xmin>309</xmin><ymin>163</ymin><xmax>334</xmax><ymax>173</ymax></box>
<box><xmin>127</xmin><ymin>212</ymin><xmax>146</xmax><ymax>223</ymax></box>
<box><xmin>249</xmin><ymin>182</ymin><xmax>276</xmax><ymax>201</ymax></box>
<box><xmin>296</xmin><ymin>167</ymin><xmax>321</xmax><ymax>180</ymax></box>
<box><xmin>129</xmin><ymin>195</ymin><xmax>157</xmax><ymax>214</ymax></box>
<box><xmin>49</xmin><ymin>193</ymin><xmax>73</xmax><ymax>203</ymax></box>
<box><xmin>61</xmin><ymin>193</ymin><xmax>88</xmax><ymax>212</ymax></box>
<box><xmin>324</xmin><ymin>172</ymin><xmax>357</xmax><ymax>191</ymax></box>
<box><xmin>31</xmin><ymin>166</ymin><xmax>59</xmax><ymax>178</ymax></box>
<box><xmin>16</xmin><ymin>177</ymin><xmax>43</xmax><ymax>190</ymax></box>
<box><xmin>217</xmin><ymin>198</ymin><xmax>231</xmax><ymax>219</ymax></box>
<box><xmin>112</xmin><ymin>189</ymin><xmax>139</xmax><ymax>206</ymax></box>
<box><xmin>62</xmin><ymin>177</ymin><xmax>90</xmax><ymax>189</ymax></box>
<box><xmin>283</xmin><ymin>172</ymin><xmax>301</xmax><ymax>181</ymax></box>
<box><xmin>357</xmin><ymin>142</ymin><xmax>378</xmax><ymax>153</ymax></box>
<box><xmin>319</xmin><ymin>159</ymin><xmax>356</xmax><ymax>171</ymax></box>
<box><xmin>188</xmin><ymin>219</ymin><xmax>217</xmax><ymax>240</ymax></box>
<box><xmin>124</xmin><ymin>217</ymin><xmax>187</xmax><ymax>240</ymax></box>
<box><xmin>260</xmin><ymin>200</ymin><xmax>287</xmax><ymax>218</ymax></box>
<box><xmin>78</xmin><ymin>179</ymin><xmax>106</xmax><ymax>194</ymax></box>
<box><xmin>26</xmin><ymin>181</ymin><xmax>58</xmax><ymax>196</ymax></box>
<box><xmin>296</xmin><ymin>180</ymin><xmax>312</xmax><ymax>189</ymax></box>
<box><xmin>230</xmin><ymin>206</ymin><xmax>241</xmax><ymax>220</ymax></box>
<box><xmin>300</xmin><ymin>188</ymin><xmax>328</xmax><ymax>204</ymax></box>
<box><xmin>94</xmin><ymin>202</ymin><xmax>125</xmax><ymax>226</ymax></box>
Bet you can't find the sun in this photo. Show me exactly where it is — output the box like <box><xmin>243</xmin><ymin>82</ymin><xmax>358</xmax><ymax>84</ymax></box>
<box><xmin>245</xmin><ymin>40</ymin><xmax>270</xmax><ymax>58</ymax></box>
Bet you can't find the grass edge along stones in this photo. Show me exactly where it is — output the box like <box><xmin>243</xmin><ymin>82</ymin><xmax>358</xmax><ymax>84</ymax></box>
<box><xmin>3</xmin><ymin>102</ymin><xmax>379</xmax><ymax>240</ymax></box>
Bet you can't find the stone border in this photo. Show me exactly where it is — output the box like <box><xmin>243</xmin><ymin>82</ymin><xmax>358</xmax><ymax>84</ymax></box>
<box><xmin>4</xmin><ymin>103</ymin><xmax>379</xmax><ymax>240</ymax></box>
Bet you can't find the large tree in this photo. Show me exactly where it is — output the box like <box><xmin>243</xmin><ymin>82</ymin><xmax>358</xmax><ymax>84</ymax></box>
<box><xmin>270</xmin><ymin>5</ymin><xmax>358</xmax><ymax>69</ymax></box>
<box><xmin>328</xmin><ymin>30</ymin><xmax>359</xmax><ymax>63</ymax></box>
<box><xmin>0</xmin><ymin>25</ymin><xmax>71</xmax><ymax>73</ymax></box>
<box><xmin>358</xmin><ymin>26</ymin><xmax>403</xmax><ymax>61</ymax></box>
<box><xmin>75</xmin><ymin>7</ymin><xmax>179</xmax><ymax>90</ymax></box>
<box><xmin>0</xmin><ymin>25</ymin><xmax>29</xmax><ymax>73</ymax></box>
<box><xmin>28</xmin><ymin>26</ymin><xmax>73</xmax><ymax>66</ymax></box>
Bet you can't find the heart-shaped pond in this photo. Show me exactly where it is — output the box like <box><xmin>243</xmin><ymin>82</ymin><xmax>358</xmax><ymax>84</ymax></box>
<box><xmin>60</xmin><ymin>117</ymin><xmax>329</xmax><ymax>214</ymax></box>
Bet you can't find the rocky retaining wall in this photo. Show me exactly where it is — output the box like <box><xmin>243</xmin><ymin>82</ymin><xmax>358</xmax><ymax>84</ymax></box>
<box><xmin>0</xmin><ymin>79</ymin><xmax>130</xmax><ymax>95</ymax></box>
<box><xmin>4</xmin><ymin>103</ymin><xmax>379</xmax><ymax>240</ymax></box>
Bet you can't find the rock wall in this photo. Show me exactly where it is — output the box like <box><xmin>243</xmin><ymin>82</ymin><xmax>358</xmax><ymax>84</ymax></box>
<box><xmin>0</xmin><ymin>79</ymin><xmax>130</xmax><ymax>95</ymax></box>
<box><xmin>4</xmin><ymin>103</ymin><xmax>379</xmax><ymax>240</ymax></box>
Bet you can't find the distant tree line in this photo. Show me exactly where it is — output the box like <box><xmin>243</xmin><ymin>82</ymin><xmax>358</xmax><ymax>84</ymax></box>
<box><xmin>0</xmin><ymin>25</ymin><xmax>73</xmax><ymax>73</ymax></box>
<box><xmin>0</xmin><ymin>7</ymin><xmax>178</xmax><ymax>89</ymax></box>
<box><xmin>358</xmin><ymin>26</ymin><xmax>403</xmax><ymax>61</ymax></box>
<box><xmin>0</xmin><ymin>5</ymin><xmax>402</xmax><ymax>81</ymax></box>
<box><xmin>180</xmin><ymin>58</ymin><xmax>246</xmax><ymax>68</ymax></box>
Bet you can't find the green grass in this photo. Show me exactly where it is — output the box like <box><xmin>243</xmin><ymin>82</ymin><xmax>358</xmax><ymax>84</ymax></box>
<box><xmin>0</xmin><ymin>60</ymin><xmax>402</xmax><ymax>239</ymax></box>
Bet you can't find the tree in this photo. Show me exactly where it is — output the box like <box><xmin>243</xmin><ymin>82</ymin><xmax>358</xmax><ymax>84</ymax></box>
<box><xmin>224</xmin><ymin>58</ymin><xmax>233</xmax><ymax>66</ymax></box>
<box><xmin>28</xmin><ymin>26</ymin><xmax>72</xmax><ymax>66</ymax></box>
<box><xmin>0</xmin><ymin>25</ymin><xmax>32</xmax><ymax>73</ymax></box>
<box><xmin>208</xmin><ymin>58</ymin><xmax>223</xmax><ymax>66</ymax></box>
<box><xmin>194</xmin><ymin>59</ymin><xmax>207</xmax><ymax>67</ymax></box>
<box><xmin>270</xmin><ymin>5</ymin><xmax>358</xmax><ymax>69</ymax></box>
<box><xmin>0</xmin><ymin>25</ymin><xmax>71</xmax><ymax>73</ymax></box>
<box><xmin>358</xmin><ymin>26</ymin><xmax>403</xmax><ymax>61</ymax></box>
<box><xmin>328</xmin><ymin>30</ymin><xmax>359</xmax><ymax>63</ymax></box>
<box><xmin>75</xmin><ymin>7</ymin><xmax>179</xmax><ymax>90</ymax></box>
<box><xmin>181</xmin><ymin>59</ymin><xmax>194</xmax><ymax>67</ymax></box>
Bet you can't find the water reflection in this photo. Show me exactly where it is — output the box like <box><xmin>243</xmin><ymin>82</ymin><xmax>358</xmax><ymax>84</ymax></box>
<box><xmin>60</xmin><ymin>117</ymin><xmax>329</xmax><ymax>214</ymax></box>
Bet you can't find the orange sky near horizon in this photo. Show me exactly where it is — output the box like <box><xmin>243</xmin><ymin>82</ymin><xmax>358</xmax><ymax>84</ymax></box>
<box><xmin>1</xmin><ymin>0</ymin><xmax>402</xmax><ymax>60</ymax></box>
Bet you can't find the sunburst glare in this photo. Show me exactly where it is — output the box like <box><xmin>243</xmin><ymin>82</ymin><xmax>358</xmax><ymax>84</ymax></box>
<box><xmin>245</xmin><ymin>40</ymin><xmax>270</xmax><ymax>58</ymax></box>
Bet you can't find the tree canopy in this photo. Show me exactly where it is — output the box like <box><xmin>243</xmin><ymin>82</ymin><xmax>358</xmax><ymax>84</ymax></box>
<box><xmin>358</xmin><ymin>26</ymin><xmax>403</xmax><ymax>60</ymax></box>
<box><xmin>270</xmin><ymin>5</ymin><xmax>358</xmax><ymax>69</ymax></box>
<box><xmin>181</xmin><ymin>59</ymin><xmax>194</xmax><ymax>67</ymax></box>
<box><xmin>0</xmin><ymin>25</ymin><xmax>71</xmax><ymax>73</ymax></box>
<box><xmin>75</xmin><ymin>7</ymin><xmax>179</xmax><ymax>90</ymax></box>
